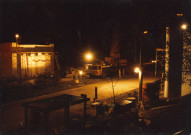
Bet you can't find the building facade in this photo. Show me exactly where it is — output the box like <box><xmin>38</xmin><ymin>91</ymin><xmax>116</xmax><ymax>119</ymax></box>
<box><xmin>0</xmin><ymin>42</ymin><xmax>54</xmax><ymax>79</ymax></box>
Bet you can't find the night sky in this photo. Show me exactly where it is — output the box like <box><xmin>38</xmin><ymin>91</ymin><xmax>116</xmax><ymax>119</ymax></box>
<box><xmin>0</xmin><ymin>0</ymin><xmax>190</xmax><ymax>67</ymax></box>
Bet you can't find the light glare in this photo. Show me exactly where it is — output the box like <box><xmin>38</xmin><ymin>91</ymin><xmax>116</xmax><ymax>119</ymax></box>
<box><xmin>15</xmin><ymin>34</ymin><xmax>19</xmax><ymax>38</ymax></box>
<box><xmin>134</xmin><ymin>67</ymin><xmax>140</xmax><ymax>73</ymax></box>
<box><xmin>181</xmin><ymin>24</ymin><xmax>187</xmax><ymax>30</ymax></box>
<box><xmin>176</xmin><ymin>14</ymin><xmax>183</xmax><ymax>16</ymax></box>
<box><xmin>143</xmin><ymin>31</ymin><xmax>148</xmax><ymax>34</ymax></box>
<box><xmin>85</xmin><ymin>53</ymin><xmax>93</xmax><ymax>61</ymax></box>
<box><xmin>79</xmin><ymin>70</ymin><xmax>83</xmax><ymax>75</ymax></box>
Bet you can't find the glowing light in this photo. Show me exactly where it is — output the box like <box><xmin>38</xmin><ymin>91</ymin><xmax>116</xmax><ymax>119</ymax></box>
<box><xmin>79</xmin><ymin>70</ymin><xmax>83</xmax><ymax>75</ymax></box>
<box><xmin>134</xmin><ymin>67</ymin><xmax>141</xmax><ymax>73</ymax></box>
<box><xmin>143</xmin><ymin>31</ymin><xmax>148</xmax><ymax>34</ymax></box>
<box><xmin>152</xmin><ymin>60</ymin><xmax>156</xmax><ymax>63</ymax></box>
<box><xmin>17</xmin><ymin>44</ymin><xmax>53</xmax><ymax>48</ymax></box>
<box><xmin>12</xmin><ymin>52</ymin><xmax>52</xmax><ymax>77</ymax></box>
<box><xmin>85</xmin><ymin>52</ymin><xmax>93</xmax><ymax>61</ymax></box>
<box><xmin>176</xmin><ymin>13</ymin><xmax>183</xmax><ymax>16</ymax></box>
<box><xmin>181</xmin><ymin>24</ymin><xmax>187</xmax><ymax>30</ymax></box>
<box><xmin>15</xmin><ymin>34</ymin><xmax>19</xmax><ymax>39</ymax></box>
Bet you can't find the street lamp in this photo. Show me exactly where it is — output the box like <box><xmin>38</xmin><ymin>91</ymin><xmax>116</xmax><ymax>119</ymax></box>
<box><xmin>85</xmin><ymin>52</ymin><xmax>93</xmax><ymax>61</ymax></box>
<box><xmin>79</xmin><ymin>70</ymin><xmax>83</xmax><ymax>76</ymax></box>
<box><xmin>15</xmin><ymin>33</ymin><xmax>21</xmax><ymax>78</ymax></box>
<box><xmin>15</xmin><ymin>34</ymin><xmax>19</xmax><ymax>48</ymax></box>
<box><xmin>181</xmin><ymin>24</ymin><xmax>187</xmax><ymax>30</ymax></box>
<box><xmin>134</xmin><ymin>67</ymin><xmax>142</xmax><ymax>104</ymax></box>
<box><xmin>134</xmin><ymin>67</ymin><xmax>141</xmax><ymax>73</ymax></box>
<box><xmin>15</xmin><ymin>33</ymin><xmax>19</xmax><ymax>39</ymax></box>
<box><xmin>143</xmin><ymin>30</ymin><xmax>148</xmax><ymax>34</ymax></box>
<box><xmin>137</xmin><ymin>30</ymin><xmax>148</xmax><ymax>104</ymax></box>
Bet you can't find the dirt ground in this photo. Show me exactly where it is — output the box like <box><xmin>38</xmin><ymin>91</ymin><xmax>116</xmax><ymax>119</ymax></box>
<box><xmin>0</xmin><ymin>76</ymin><xmax>108</xmax><ymax>104</ymax></box>
<box><xmin>2</xmin><ymin>74</ymin><xmax>190</xmax><ymax>135</ymax></box>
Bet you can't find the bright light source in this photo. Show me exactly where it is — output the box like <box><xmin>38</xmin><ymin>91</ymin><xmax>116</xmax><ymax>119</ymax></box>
<box><xmin>134</xmin><ymin>67</ymin><xmax>141</xmax><ymax>73</ymax></box>
<box><xmin>176</xmin><ymin>13</ymin><xmax>183</xmax><ymax>17</ymax></box>
<box><xmin>152</xmin><ymin>60</ymin><xmax>156</xmax><ymax>63</ymax></box>
<box><xmin>181</xmin><ymin>24</ymin><xmax>187</xmax><ymax>30</ymax></box>
<box><xmin>143</xmin><ymin>31</ymin><xmax>148</xmax><ymax>34</ymax></box>
<box><xmin>79</xmin><ymin>70</ymin><xmax>83</xmax><ymax>76</ymax></box>
<box><xmin>85</xmin><ymin>52</ymin><xmax>93</xmax><ymax>61</ymax></box>
<box><xmin>15</xmin><ymin>34</ymin><xmax>19</xmax><ymax>39</ymax></box>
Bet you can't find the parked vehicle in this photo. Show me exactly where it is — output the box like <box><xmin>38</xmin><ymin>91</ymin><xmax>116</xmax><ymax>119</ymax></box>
<box><xmin>86</xmin><ymin>65</ymin><xmax>102</xmax><ymax>77</ymax></box>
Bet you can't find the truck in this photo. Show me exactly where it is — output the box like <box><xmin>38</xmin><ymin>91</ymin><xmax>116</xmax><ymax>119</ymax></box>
<box><xmin>86</xmin><ymin>64</ymin><xmax>120</xmax><ymax>78</ymax></box>
<box><xmin>86</xmin><ymin>65</ymin><xmax>103</xmax><ymax>77</ymax></box>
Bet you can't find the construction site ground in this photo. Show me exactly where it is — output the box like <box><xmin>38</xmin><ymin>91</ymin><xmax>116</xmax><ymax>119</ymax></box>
<box><xmin>0</xmin><ymin>74</ymin><xmax>191</xmax><ymax>135</ymax></box>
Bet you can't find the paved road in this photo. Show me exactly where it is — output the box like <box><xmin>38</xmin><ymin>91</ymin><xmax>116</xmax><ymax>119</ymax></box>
<box><xmin>0</xmin><ymin>76</ymin><xmax>155</xmax><ymax>132</ymax></box>
<box><xmin>57</xmin><ymin>77</ymin><xmax>155</xmax><ymax>101</ymax></box>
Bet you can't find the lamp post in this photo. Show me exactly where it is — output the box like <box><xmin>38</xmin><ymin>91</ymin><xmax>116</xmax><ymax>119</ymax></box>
<box><xmin>85</xmin><ymin>52</ymin><xmax>93</xmax><ymax>62</ymax></box>
<box><xmin>137</xmin><ymin>30</ymin><xmax>148</xmax><ymax>104</ymax></box>
<box><xmin>181</xmin><ymin>24</ymin><xmax>187</xmax><ymax>42</ymax></box>
<box><xmin>15</xmin><ymin>33</ymin><xmax>21</xmax><ymax>78</ymax></box>
<box><xmin>15</xmin><ymin>34</ymin><xmax>19</xmax><ymax>48</ymax></box>
<box><xmin>134</xmin><ymin>67</ymin><xmax>142</xmax><ymax>103</ymax></box>
<box><xmin>181</xmin><ymin>24</ymin><xmax>187</xmax><ymax>30</ymax></box>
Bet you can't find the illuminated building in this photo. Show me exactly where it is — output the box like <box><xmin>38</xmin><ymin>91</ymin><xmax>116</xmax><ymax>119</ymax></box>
<box><xmin>0</xmin><ymin>42</ymin><xmax>54</xmax><ymax>79</ymax></box>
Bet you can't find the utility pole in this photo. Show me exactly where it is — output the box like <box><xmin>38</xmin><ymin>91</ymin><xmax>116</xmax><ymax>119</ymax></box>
<box><xmin>138</xmin><ymin>34</ymin><xmax>143</xmax><ymax>104</ymax></box>
<box><xmin>138</xmin><ymin>30</ymin><xmax>148</xmax><ymax>104</ymax></box>
<box><xmin>138</xmin><ymin>31</ymin><xmax>148</xmax><ymax>104</ymax></box>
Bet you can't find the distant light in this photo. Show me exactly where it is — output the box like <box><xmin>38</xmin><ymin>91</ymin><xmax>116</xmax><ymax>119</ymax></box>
<box><xmin>15</xmin><ymin>34</ymin><xmax>19</xmax><ymax>39</ymax></box>
<box><xmin>181</xmin><ymin>24</ymin><xmax>187</xmax><ymax>30</ymax></box>
<box><xmin>143</xmin><ymin>31</ymin><xmax>148</xmax><ymax>34</ymax></box>
<box><xmin>85</xmin><ymin>52</ymin><xmax>93</xmax><ymax>61</ymax></box>
<box><xmin>152</xmin><ymin>60</ymin><xmax>156</xmax><ymax>63</ymax></box>
<box><xmin>134</xmin><ymin>67</ymin><xmax>141</xmax><ymax>73</ymax></box>
<box><xmin>176</xmin><ymin>13</ymin><xmax>183</xmax><ymax>17</ymax></box>
<box><xmin>79</xmin><ymin>70</ymin><xmax>83</xmax><ymax>76</ymax></box>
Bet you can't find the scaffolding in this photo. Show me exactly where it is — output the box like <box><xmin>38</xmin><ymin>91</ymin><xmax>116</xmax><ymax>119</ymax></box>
<box><xmin>182</xmin><ymin>30</ymin><xmax>191</xmax><ymax>85</ymax></box>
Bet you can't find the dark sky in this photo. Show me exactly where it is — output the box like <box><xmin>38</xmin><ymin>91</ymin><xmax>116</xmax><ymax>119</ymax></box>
<box><xmin>0</xmin><ymin>0</ymin><xmax>190</xmax><ymax>66</ymax></box>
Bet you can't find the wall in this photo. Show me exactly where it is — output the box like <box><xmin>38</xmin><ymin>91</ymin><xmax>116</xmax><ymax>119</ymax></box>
<box><xmin>0</xmin><ymin>42</ymin><xmax>54</xmax><ymax>79</ymax></box>
<box><xmin>0</xmin><ymin>43</ymin><xmax>13</xmax><ymax>78</ymax></box>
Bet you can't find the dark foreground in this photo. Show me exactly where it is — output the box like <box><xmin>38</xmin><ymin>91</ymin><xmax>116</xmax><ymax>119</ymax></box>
<box><xmin>1</xmin><ymin>74</ymin><xmax>191</xmax><ymax>135</ymax></box>
<box><xmin>1</xmin><ymin>90</ymin><xmax>191</xmax><ymax>135</ymax></box>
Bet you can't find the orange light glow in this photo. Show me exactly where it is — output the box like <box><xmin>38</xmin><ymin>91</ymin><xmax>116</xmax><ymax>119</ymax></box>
<box><xmin>12</xmin><ymin>52</ymin><xmax>52</xmax><ymax>77</ymax></box>
<box><xmin>181</xmin><ymin>24</ymin><xmax>187</xmax><ymax>30</ymax></box>
<box><xmin>85</xmin><ymin>52</ymin><xmax>93</xmax><ymax>61</ymax></box>
<box><xmin>176</xmin><ymin>13</ymin><xmax>183</xmax><ymax>16</ymax></box>
<box><xmin>134</xmin><ymin>67</ymin><xmax>141</xmax><ymax>73</ymax></box>
<box><xmin>152</xmin><ymin>60</ymin><xmax>156</xmax><ymax>63</ymax></box>
<box><xmin>143</xmin><ymin>31</ymin><xmax>148</xmax><ymax>34</ymax></box>
<box><xmin>15</xmin><ymin>34</ymin><xmax>19</xmax><ymax>39</ymax></box>
<box><xmin>12</xmin><ymin>44</ymin><xmax>54</xmax><ymax>48</ymax></box>
<box><xmin>79</xmin><ymin>70</ymin><xmax>83</xmax><ymax>75</ymax></box>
